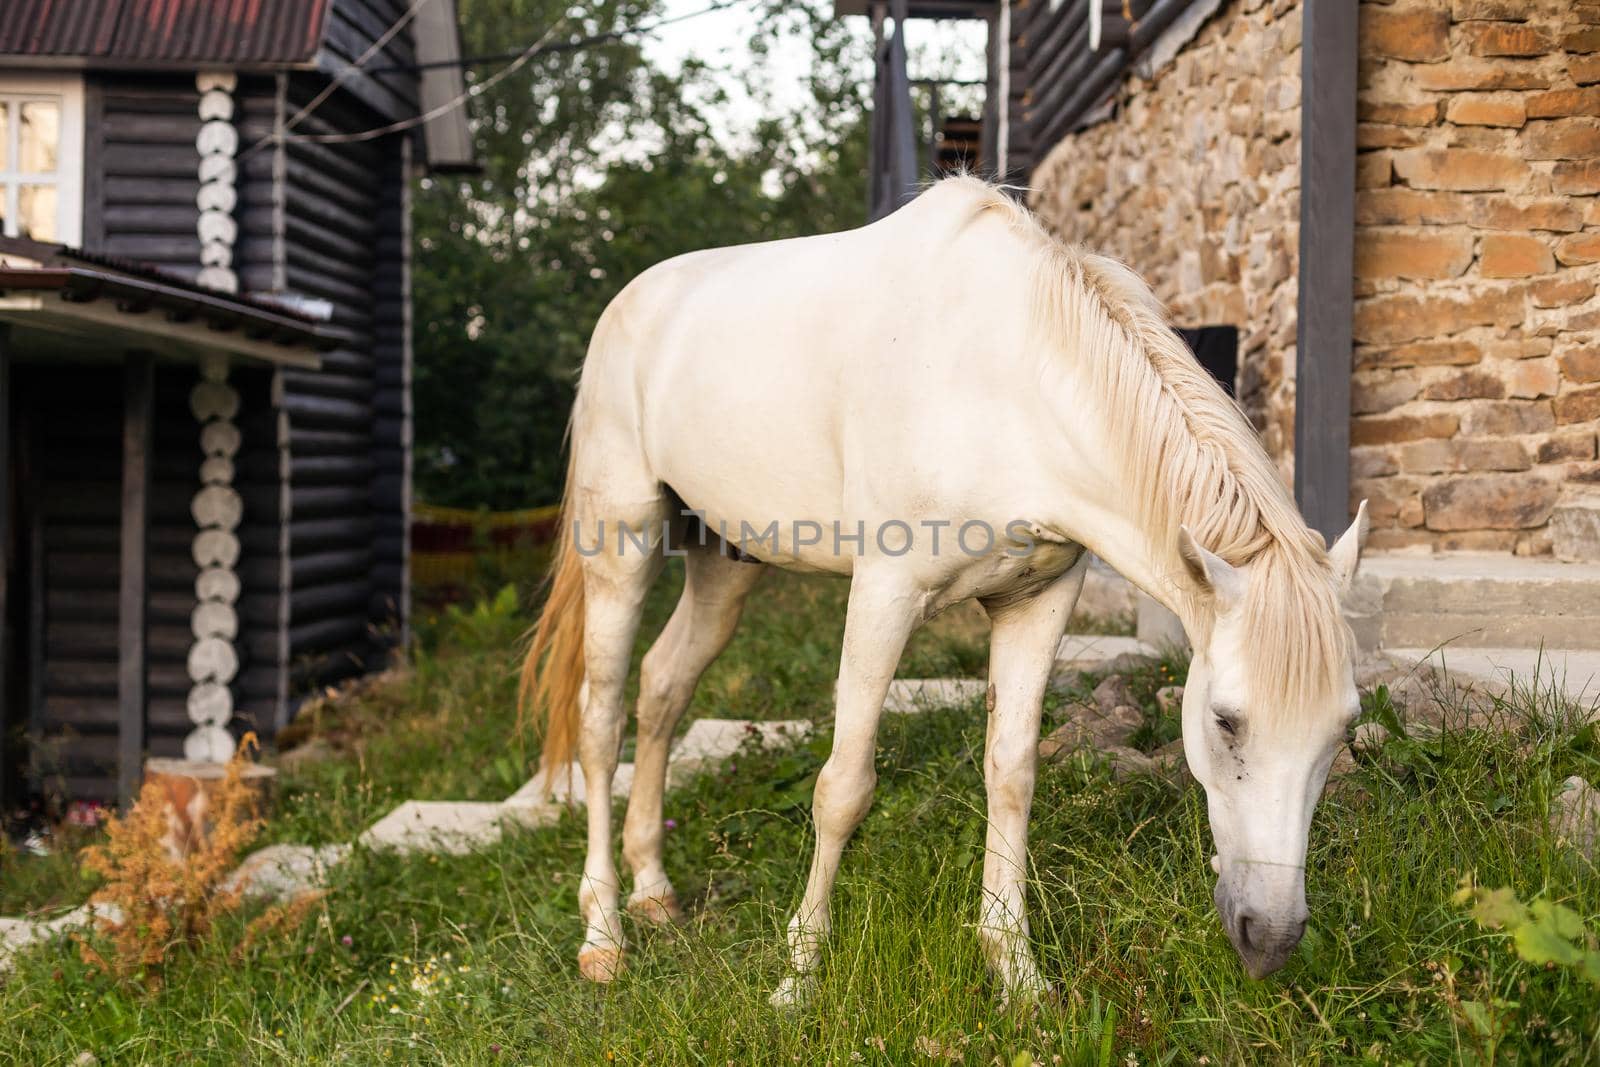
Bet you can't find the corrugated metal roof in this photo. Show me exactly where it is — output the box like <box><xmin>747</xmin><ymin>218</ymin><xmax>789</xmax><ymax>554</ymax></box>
<box><xmin>0</xmin><ymin>0</ymin><xmax>331</xmax><ymax>65</ymax></box>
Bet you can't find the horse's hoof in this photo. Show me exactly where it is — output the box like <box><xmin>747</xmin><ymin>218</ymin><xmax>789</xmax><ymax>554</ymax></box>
<box><xmin>769</xmin><ymin>974</ymin><xmax>813</xmax><ymax>1010</ymax></box>
<box><xmin>996</xmin><ymin>972</ymin><xmax>1052</xmax><ymax>1012</ymax></box>
<box><xmin>1001</xmin><ymin>981</ymin><xmax>1062</xmax><ymax>1015</ymax></box>
<box><xmin>578</xmin><ymin>945</ymin><xmax>625</xmax><ymax>983</ymax></box>
<box><xmin>627</xmin><ymin>891</ymin><xmax>685</xmax><ymax>926</ymax></box>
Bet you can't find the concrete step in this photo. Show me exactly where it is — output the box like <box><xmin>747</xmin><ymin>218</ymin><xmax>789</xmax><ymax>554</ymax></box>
<box><xmin>885</xmin><ymin>678</ymin><xmax>988</xmax><ymax>713</ymax></box>
<box><xmin>1055</xmin><ymin>634</ymin><xmax>1159</xmax><ymax>669</ymax></box>
<box><xmin>1350</xmin><ymin>555</ymin><xmax>1600</xmax><ymax>653</ymax></box>
<box><xmin>1382</xmin><ymin>646</ymin><xmax>1600</xmax><ymax>711</ymax></box>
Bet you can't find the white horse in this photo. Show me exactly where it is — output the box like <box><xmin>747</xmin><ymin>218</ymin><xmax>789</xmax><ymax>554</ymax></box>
<box><xmin>522</xmin><ymin>177</ymin><xmax>1367</xmax><ymax>1003</ymax></box>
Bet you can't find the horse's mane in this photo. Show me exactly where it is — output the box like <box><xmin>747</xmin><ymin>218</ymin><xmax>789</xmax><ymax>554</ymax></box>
<box><xmin>942</xmin><ymin>176</ymin><xmax>1352</xmax><ymax>717</ymax></box>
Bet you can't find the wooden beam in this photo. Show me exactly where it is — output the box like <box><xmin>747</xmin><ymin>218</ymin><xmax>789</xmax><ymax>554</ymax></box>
<box><xmin>118</xmin><ymin>353</ymin><xmax>154</xmax><ymax>805</ymax></box>
<box><xmin>0</xmin><ymin>294</ymin><xmax>322</xmax><ymax>370</ymax></box>
<box><xmin>1294</xmin><ymin>0</ymin><xmax>1358</xmax><ymax>544</ymax></box>
<box><xmin>0</xmin><ymin>326</ymin><xmax>9</xmax><ymax>805</ymax></box>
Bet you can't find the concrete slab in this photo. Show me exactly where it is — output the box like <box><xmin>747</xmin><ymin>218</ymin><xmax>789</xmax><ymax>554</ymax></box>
<box><xmin>672</xmin><ymin>718</ymin><xmax>811</xmax><ymax>767</ymax></box>
<box><xmin>0</xmin><ymin>919</ymin><xmax>46</xmax><ymax>956</ymax></box>
<box><xmin>360</xmin><ymin>800</ymin><xmax>509</xmax><ymax>856</ymax></box>
<box><xmin>1351</xmin><ymin>555</ymin><xmax>1600</xmax><ymax>652</ymax></box>
<box><xmin>0</xmin><ymin>903</ymin><xmax>122</xmax><ymax>974</ymax></box>
<box><xmin>884</xmin><ymin>678</ymin><xmax>988</xmax><ymax>713</ymax></box>
<box><xmin>1055</xmin><ymin>634</ymin><xmax>1159</xmax><ymax>669</ymax></box>
<box><xmin>1383</xmin><ymin>646</ymin><xmax>1600</xmax><ymax>711</ymax></box>
<box><xmin>504</xmin><ymin>717</ymin><xmax>810</xmax><ymax>815</ymax></box>
<box><xmin>222</xmin><ymin>843</ymin><xmax>350</xmax><ymax>900</ymax></box>
<box><xmin>505</xmin><ymin>761</ymin><xmax>634</xmax><ymax>811</ymax></box>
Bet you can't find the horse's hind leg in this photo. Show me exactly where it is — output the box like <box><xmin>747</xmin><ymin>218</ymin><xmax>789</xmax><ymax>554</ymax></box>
<box><xmin>573</xmin><ymin>490</ymin><xmax>669</xmax><ymax>983</ymax></box>
<box><xmin>623</xmin><ymin>540</ymin><xmax>765</xmax><ymax>923</ymax></box>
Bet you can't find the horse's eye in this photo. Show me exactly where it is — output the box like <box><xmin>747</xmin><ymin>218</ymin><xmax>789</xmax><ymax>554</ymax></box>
<box><xmin>1214</xmin><ymin>714</ymin><xmax>1237</xmax><ymax>736</ymax></box>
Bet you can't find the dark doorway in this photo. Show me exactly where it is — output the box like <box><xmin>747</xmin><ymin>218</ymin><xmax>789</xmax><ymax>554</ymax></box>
<box><xmin>1177</xmin><ymin>325</ymin><xmax>1239</xmax><ymax>399</ymax></box>
<box><xmin>3</xmin><ymin>366</ymin><xmax>128</xmax><ymax>807</ymax></box>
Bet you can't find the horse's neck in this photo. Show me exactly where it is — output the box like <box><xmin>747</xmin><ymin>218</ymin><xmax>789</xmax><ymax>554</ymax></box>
<box><xmin>1041</xmin><ymin>435</ymin><xmax>1208</xmax><ymax>639</ymax></box>
<box><xmin>1072</xmin><ymin>508</ymin><xmax>1206</xmax><ymax>637</ymax></box>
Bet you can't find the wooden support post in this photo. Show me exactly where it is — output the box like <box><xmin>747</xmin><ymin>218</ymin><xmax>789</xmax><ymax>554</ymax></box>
<box><xmin>1294</xmin><ymin>0</ymin><xmax>1358</xmax><ymax>544</ymax></box>
<box><xmin>119</xmin><ymin>353</ymin><xmax>154</xmax><ymax>806</ymax></box>
<box><xmin>0</xmin><ymin>325</ymin><xmax>10</xmax><ymax>805</ymax></box>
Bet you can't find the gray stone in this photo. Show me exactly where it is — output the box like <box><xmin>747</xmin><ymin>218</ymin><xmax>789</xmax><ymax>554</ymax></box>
<box><xmin>1150</xmin><ymin>738</ymin><xmax>1192</xmax><ymax>784</ymax></box>
<box><xmin>1421</xmin><ymin>474</ymin><xmax>1559</xmax><ymax>532</ymax></box>
<box><xmin>1551</xmin><ymin>503</ymin><xmax>1600</xmax><ymax>562</ymax></box>
<box><xmin>1038</xmin><ymin>703</ymin><xmax>1143</xmax><ymax>760</ymax></box>
<box><xmin>1104</xmin><ymin>746</ymin><xmax>1157</xmax><ymax>779</ymax></box>
<box><xmin>1092</xmin><ymin>675</ymin><xmax>1135</xmax><ymax>713</ymax></box>
<box><xmin>1552</xmin><ymin>775</ymin><xmax>1600</xmax><ymax>858</ymax></box>
<box><xmin>1352</xmin><ymin>722</ymin><xmax>1390</xmax><ymax>751</ymax></box>
<box><xmin>274</xmin><ymin>738</ymin><xmax>337</xmax><ymax>773</ymax></box>
<box><xmin>1155</xmin><ymin>686</ymin><xmax>1185</xmax><ymax>715</ymax></box>
<box><xmin>222</xmin><ymin>843</ymin><xmax>349</xmax><ymax>900</ymax></box>
<box><xmin>1326</xmin><ymin>745</ymin><xmax>1360</xmax><ymax>784</ymax></box>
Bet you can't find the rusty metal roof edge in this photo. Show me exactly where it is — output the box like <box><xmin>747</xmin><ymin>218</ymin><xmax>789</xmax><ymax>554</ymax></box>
<box><xmin>0</xmin><ymin>0</ymin><xmax>333</xmax><ymax>67</ymax></box>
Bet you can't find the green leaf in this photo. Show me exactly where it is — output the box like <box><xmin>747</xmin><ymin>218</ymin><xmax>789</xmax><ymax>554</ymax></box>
<box><xmin>1529</xmin><ymin>899</ymin><xmax>1585</xmax><ymax>940</ymax></box>
<box><xmin>1470</xmin><ymin>887</ymin><xmax>1528</xmax><ymax>930</ymax></box>
<box><xmin>1098</xmin><ymin>1004</ymin><xmax>1117</xmax><ymax>1067</ymax></box>
<box><xmin>1513</xmin><ymin>919</ymin><xmax>1584</xmax><ymax>968</ymax></box>
<box><xmin>1458</xmin><ymin>999</ymin><xmax>1494</xmax><ymax>1037</ymax></box>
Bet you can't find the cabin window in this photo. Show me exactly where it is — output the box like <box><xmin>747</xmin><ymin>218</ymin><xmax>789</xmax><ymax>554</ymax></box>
<box><xmin>0</xmin><ymin>76</ymin><xmax>84</xmax><ymax>247</ymax></box>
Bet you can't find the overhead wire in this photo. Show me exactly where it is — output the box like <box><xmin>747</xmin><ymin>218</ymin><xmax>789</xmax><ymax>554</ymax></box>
<box><xmin>238</xmin><ymin>0</ymin><xmax>440</xmax><ymax>160</ymax></box>
<box><xmin>248</xmin><ymin>0</ymin><xmax>749</xmax><ymax>152</ymax></box>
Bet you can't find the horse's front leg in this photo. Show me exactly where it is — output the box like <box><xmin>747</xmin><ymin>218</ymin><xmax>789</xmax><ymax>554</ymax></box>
<box><xmin>978</xmin><ymin>559</ymin><xmax>1087</xmax><ymax>1003</ymax></box>
<box><xmin>770</xmin><ymin>567</ymin><xmax>924</xmax><ymax>1008</ymax></box>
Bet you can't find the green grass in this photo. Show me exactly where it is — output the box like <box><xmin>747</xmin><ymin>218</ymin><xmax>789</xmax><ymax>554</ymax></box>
<box><xmin>3</xmin><ymin>564</ymin><xmax>1599</xmax><ymax>1064</ymax></box>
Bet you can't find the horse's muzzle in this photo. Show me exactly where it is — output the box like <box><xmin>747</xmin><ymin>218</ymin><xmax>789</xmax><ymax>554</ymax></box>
<box><xmin>1214</xmin><ymin>878</ymin><xmax>1308</xmax><ymax>979</ymax></box>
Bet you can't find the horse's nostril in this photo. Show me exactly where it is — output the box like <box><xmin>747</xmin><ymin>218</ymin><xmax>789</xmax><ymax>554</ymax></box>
<box><xmin>1235</xmin><ymin>912</ymin><xmax>1258</xmax><ymax>952</ymax></box>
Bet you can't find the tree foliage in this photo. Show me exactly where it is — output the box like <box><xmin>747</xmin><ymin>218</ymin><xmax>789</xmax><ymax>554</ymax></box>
<box><xmin>413</xmin><ymin>0</ymin><xmax>871</xmax><ymax>508</ymax></box>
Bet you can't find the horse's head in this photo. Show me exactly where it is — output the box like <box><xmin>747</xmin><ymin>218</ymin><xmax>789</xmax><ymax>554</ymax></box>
<box><xmin>1173</xmin><ymin>504</ymin><xmax>1368</xmax><ymax>979</ymax></box>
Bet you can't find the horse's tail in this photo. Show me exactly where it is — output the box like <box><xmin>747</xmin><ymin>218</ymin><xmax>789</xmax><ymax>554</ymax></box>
<box><xmin>521</xmin><ymin>455</ymin><xmax>585</xmax><ymax>780</ymax></box>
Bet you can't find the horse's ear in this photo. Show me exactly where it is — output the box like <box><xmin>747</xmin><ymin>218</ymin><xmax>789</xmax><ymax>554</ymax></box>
<box><xmin>1178</xmin><ymin>525</ymin><xmax>1245</xmax><ymax>606</ymax></box>
<box><xmin>1328</xmin><ymin>499</ymin><xmax>1370</xmax><ymax>594</ymax></box>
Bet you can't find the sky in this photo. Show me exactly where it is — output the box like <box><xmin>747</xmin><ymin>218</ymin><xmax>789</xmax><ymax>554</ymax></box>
<box><xmin>640</xmin><ymin>0</ymin><xmax>989</xmax><ymax>145</ymax></box>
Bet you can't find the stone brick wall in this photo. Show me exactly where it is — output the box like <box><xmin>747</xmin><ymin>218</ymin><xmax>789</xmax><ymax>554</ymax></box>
<box><xmin>1028</xmin><ymin>0</ymin><xmax>1305</xmax><ymax>481</ymax></box>
<box><xmin>1353</xmin><ymin>0</ymin><xmax>1600</xmax><ymax>557</ymax></box>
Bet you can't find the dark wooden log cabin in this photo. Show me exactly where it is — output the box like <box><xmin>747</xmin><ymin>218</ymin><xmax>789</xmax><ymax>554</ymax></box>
<box><xmin>0</xmin><ymin>0</ymin><xmax>474</xmax><ymax>804</ymax></box>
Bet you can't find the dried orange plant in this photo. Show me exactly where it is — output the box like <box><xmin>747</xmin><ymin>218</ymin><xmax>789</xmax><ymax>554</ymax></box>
<box><xmin>75</xmin><ymin>733</ymin><xmax>313</xmax><ymax>985</ymax></box>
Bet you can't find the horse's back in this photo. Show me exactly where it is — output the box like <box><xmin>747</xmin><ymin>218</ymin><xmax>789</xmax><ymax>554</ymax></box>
<box><xmin>574</xmin><ymin>181</ymin><xmax>1045</xmax><ymax>566</ymax></box>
